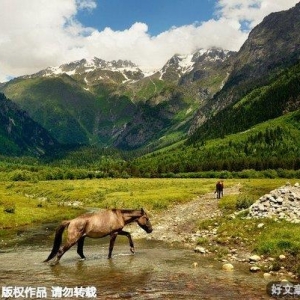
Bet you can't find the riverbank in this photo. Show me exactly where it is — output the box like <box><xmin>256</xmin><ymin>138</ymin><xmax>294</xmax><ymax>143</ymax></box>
<box><xmin>134</xmin><ymin>183</ymin><xmax>300</xmax><ymax>281</ymax></box>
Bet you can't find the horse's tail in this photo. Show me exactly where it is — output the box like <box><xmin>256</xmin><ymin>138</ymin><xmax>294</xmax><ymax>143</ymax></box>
<box><xmin>44</xmin><ymin>220</ymin><xmax>70</xmax><ymax>262</ymax></box>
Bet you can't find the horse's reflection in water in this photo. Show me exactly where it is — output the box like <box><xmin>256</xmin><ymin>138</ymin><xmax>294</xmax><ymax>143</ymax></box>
<box><xmin>44</xmin><ymin>208</ymin><xmax>152</xmax><ymax>265</ymax></box>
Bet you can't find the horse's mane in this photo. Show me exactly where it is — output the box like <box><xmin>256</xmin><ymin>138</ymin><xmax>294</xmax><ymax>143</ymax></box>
<box><xmin>112</xmin><ymin>208</ymin><xmax>144</xmax><ymax>215</ymax></box>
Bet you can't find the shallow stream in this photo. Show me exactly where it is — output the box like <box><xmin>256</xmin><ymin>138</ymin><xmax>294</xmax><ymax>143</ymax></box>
<box><xmin>0</xmin><ymin>224</ymin><xmax>275</xmax><ymax>299</ymax></box>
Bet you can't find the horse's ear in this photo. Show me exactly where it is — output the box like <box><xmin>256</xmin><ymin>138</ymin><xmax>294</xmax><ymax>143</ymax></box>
<box><xmin>141</xmin><ymin>208</ymin><xmax>144</xmax><ymax>214</ymax></box>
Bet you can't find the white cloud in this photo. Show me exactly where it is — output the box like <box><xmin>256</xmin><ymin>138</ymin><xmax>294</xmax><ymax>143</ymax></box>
<box><xmin>0</xmin><ymin>0</ymin><xmax>298</xmax><ymax>81</ymax></box>
<box><xmin>0</xmin><ymin>0</ymin><xmax>95</xmax><ymax>81</ymax></box>
<box><xmin>76</xmin><ymin>0</ymin><xmax>97</xmax><ymax>10</ymax></box>
<box><xmin>215</xmin><ymin>0</ymin><xmax>299</xmax><ymax>28</ymax></box>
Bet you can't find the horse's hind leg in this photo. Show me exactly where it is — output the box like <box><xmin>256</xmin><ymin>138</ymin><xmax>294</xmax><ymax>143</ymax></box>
<box><xmin>52</xmin><ymin>233</ymin><xmax>82</xmax><ymax>265</ymax></box>
<box><xmin>51</xmin><ymin>242</ymin><xmax>76</xmax><ymax>265</ymax></box>
<box><xmin>77</xmin><ymin>236</ymin><xmax>86</xmax><ymax>260</ymax></box>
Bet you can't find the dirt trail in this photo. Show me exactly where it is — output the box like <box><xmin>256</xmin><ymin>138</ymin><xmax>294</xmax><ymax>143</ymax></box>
<box><xmin>133</xmin><ymin>185</ymin><xmax>241</xmax><ymax>246</ymax></box>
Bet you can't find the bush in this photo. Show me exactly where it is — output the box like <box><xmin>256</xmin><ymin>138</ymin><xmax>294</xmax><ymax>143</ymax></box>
<box><xmin>10</xmin><ymin>170</ymin><xmax>32</xmax><ymax>181</ymax></box>
<box><xmin>262</xmin><ymin>169</ymin><xmax>278</xmax><ymax>178</ymax></box>
<box><xmin>238</xmin><ymin>169</ymin><xmax>260</xmax><ymax>178</ymax></box>
<box><xmin>236</xmin><ymin>196</ymin><xmax>255</xmax><ymax>210</ymax></box>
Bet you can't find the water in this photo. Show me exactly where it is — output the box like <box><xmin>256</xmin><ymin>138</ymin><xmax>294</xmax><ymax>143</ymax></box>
<box><xmin>0</xmin><ymin>227</ymin><xmax>274</xmax><ymax>299</ymax></box>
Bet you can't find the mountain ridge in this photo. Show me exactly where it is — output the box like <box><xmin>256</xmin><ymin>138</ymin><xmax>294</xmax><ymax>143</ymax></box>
<box><xmin>0</xmin><ymin>48</ymin><xmax>233</xmax><ymax>150</ymax></box>
<box><xmin>188</xmin><ymin>2</ymin><xmax>300</xmax><ymax>135</ymax></box>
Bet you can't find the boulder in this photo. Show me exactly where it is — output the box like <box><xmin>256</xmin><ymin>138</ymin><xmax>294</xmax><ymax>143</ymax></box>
<box><xmin>194</xmin><ymin>246</ymin><xmax>206</xmax><ymax>254</ymax></box>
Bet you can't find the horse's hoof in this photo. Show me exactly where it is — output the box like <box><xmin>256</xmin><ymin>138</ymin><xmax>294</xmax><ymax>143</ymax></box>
<box><xmin>78</xmin><ymin>258</ymin><xmax>86</xmax><ymax>261</ymax></box>
<box><xmin>130</xmin><ymin>247</ymin><xmax>135</xmax><ymax>254</ymax></box>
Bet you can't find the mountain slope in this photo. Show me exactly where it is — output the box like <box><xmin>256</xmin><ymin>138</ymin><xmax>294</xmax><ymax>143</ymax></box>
<box><xmin>1</xmin><ymin>75</ymin><xmax>137</xmax><ymax>145</ymax></box>
<box><xmin>188</xmin><ymin>61</ymin><xmax>300</xmax><ymax>143</ymax></box>
<box><xmin>189</xmin><ymin>2</ymin><xmax>300</xmax><ymax>134</ymax></box>
<box><xmin>132</xmin><ymin>3</ymin><xmax>300</xmax><ymax>174</ymax></box>
<box><xmin>1</xmin><ymin>4</ymin><xmax>299</xmax><ymax>155</ymax></box>
<box><xmin>0</xmin><ymin>93</ymin><xmax>58</xmax><ymax>156</ymax></box>
<box><xmin>131</xmin><ymin>109</ymin><xmax>300</xmax><ymax>175</ymax></box>
<box><xmin>0</xmin><ymin>49</ymin><xmax>232</xmax><ymax>150</ymax></box>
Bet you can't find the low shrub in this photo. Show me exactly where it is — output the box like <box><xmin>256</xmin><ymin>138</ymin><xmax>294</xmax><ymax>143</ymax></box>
<box><xmin>235</xmin><ymin>196</ymin><xmax>255</xmax><ymax>210</ymax></box>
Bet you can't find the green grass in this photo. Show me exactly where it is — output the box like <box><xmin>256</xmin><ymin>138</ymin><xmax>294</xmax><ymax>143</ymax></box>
<box><xmin>0</xmin><ymin>178</ymin><xmax>219</xmax><ymax>229</ymax></box>
<box><xmin>0</xmin><ymin>178</ymin><xmax>289</xmax><ymax>229</ymax></box>
<box><xmin>212</xmin><ymin>215</ymin><xmax>300</xmax><ymax>275</ymax></box>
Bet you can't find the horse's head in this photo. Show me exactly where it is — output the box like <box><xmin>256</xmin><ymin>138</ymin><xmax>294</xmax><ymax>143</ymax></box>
<box><xmin>136</xmin><ymin>208</ymin><xmax>153</xmax><ymax>233</ymax></box>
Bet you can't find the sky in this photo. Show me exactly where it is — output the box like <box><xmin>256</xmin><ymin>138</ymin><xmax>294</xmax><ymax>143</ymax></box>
<box><xmin>0</xmin><ymin>0</ymin><xmax>299</xmax><ymax>82</ymax></box>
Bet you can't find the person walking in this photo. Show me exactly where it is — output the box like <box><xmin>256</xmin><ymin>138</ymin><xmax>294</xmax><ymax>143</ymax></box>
<box><xmin>215</xmin><ymin>180</ymin><xmax>224</xmax><ymax>199</ymax></box>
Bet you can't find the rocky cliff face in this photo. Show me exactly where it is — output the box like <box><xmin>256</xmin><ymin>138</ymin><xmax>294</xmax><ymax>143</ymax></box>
<box><xmin>227</xmin><ymin>2</ymin><xmax>300</xmax><ymax>88</ymax></box>
<box><xmin>159</xmin><ymin>49</ymin><xmax>232</xmax><ymax>81</ymax></box>
<box><xmin>189</xmin><ymin>2</ymin><xmax>300</xmax><ymax>134</ymax></box>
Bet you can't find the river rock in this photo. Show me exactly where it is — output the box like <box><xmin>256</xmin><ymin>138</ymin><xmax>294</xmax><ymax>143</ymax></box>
<box><xmin>250</xmin><ymin>266</ymin><xmax>261</xmax><ymax>272</ymax></box>
<box><xmin>263</xmin><ymin>272</ymin><xmax>272</xmax><ymax>279</ymax></box>
<box><xmin>194</xmin><ymin>246</ymin><xmax>206</xmax><ymax>254</ymax></box>
<box><xmin>279</xmin><ymin>254</ymin><xmax>286</xmax><ymax>260</ymax></box>
<box><xmin>249</xmin><ymin>255</ymin><xmax>261</xmax><ymax>262</ymax></box>
<box><xmin>222</xmin><ymin>263</ymin><xmax>234</xmax><ymax>271</ymax></box>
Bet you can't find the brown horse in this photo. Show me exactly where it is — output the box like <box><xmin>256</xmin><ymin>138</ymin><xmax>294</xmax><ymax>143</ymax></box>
<box><xmin>44</xmin><ymin>208</ymin><xmax>152</xmax><ymax>264</ymax></box>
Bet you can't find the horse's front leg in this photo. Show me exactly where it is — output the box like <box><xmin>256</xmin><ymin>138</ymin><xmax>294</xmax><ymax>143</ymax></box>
<box><xmin>118</xmin><ymin>230</ymin><xmax>135</xmax><ymax>254</ymax></box>
<box><xmin>77</xmin><ymin>236</ymin><xmax>86</xmax><ymax>260</ymax></box>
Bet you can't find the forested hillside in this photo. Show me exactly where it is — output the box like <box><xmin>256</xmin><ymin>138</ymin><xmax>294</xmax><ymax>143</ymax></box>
<box><xmin>0</xmin><ymin>93</ymin><xmax>58</xmax><ymax>156</ymax></box>
<box><xmin>188</xmin><ymin>61</ymin><xmax>300</xmax><ymax>143</ymax></box>
<box><xmin>131</xmin><ymin>109</ymin><xmax>300</xmax><ymax>176</ymax></box>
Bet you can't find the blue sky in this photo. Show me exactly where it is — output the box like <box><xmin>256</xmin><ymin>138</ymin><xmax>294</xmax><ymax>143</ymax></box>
<box><xmin>77</xmin><ymin>0</ymin><xmax>215</xmax><ymax>36</ymax></box>
<box><xmin>0</xmin><ymin>0</ymin><xmax>299</xmax><ymax>82</ymax></box>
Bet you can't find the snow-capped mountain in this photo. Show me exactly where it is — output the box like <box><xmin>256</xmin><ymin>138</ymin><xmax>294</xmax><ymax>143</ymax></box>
<box><xmin>22</xmin><ymin>48</ymin><xmax>233</xmax><ymax>87</ymax></box>
<box><xmin>1</xmin><ymin>48</ymin><xmax>234</xmax><ymax>149</ymax></box>
<box><xmin>24</xmin><ymin>57</ymin><xmax>147</xmax><ymax>85</ymax></box>
<box><xmin>159</xmin><ymin>48</ymin><xmax>234</xmax><ymax>83</ymax></box>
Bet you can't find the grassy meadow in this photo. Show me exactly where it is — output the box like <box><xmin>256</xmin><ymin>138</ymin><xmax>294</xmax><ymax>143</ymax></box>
<box><xmin>0</xmin><ymin>178</ymin><xmax>221</xmax><ymax>229</ymax></box>
<box><xmin>0</xmin><ymin>177</ymin><xmax>293</xmax><ymax>229</ymax></box>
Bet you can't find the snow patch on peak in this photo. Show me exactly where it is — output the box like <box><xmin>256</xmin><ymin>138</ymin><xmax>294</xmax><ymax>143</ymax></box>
<box><xmin>177</xmin><ymin>54</ymin><xmax>195</xmax><ymax>74</ymax></box>
<box><xmin>40</xmin><ymin>57</ymin><xmax>143</xmax><ymax>78</ymax></box>
<box><xmin>192</xmin><ymin>48</ymin><xmax>231</xmax><ymax>63</ymax></box>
